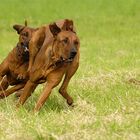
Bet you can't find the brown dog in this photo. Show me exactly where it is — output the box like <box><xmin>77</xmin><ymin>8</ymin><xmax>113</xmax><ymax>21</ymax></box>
<box><xmin>17</xmin><ymin>19</ymin><xmax>80</xmax><ymax>112</ymax></box>
<box><xmin>28</xmin><ymin>19</ymin><xmax>76</xmax><ymax>72</ymax></box>
<box><xmin>0</xmin><ymin>19</ymin><xmax>75</xmax><ymax>99</ymax></box>
<box><xmin>0</xmin><ymin>22</ymin><xmax>37</xmax><ymax>98</ymax></box>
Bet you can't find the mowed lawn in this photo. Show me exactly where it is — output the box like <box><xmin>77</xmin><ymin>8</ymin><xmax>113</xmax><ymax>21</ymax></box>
<box><xmin>0</xmin><ymin>0</ymin><xmax>140</xmax><ymax>139</ymax></box>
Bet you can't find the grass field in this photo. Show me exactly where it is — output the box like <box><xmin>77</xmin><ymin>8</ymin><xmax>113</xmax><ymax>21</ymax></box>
<box><xmin>0</xmin><ymin>0</ymin><xmax>140</xmax><ymax>139</ymax></box>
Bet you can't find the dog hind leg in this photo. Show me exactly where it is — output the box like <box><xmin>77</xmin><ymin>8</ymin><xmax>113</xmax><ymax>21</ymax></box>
<box><xmin>0</xmin><ymin>76</ymin><xmax>9</xmax><ymax>91</ymax></box>
<box><xmin>0</xmin><ymin>83</ymin><xmax>25</xmax><ymax>99</ymax></box>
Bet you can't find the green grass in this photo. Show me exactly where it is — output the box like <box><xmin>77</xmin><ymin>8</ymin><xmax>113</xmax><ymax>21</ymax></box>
<box><xmin>0</xmin><ymin>0</ymin><xmax>140</xmax><ymax>139</ymax></box>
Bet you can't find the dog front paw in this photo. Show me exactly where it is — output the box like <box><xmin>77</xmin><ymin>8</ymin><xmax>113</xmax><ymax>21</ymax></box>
<box><xmin>17</xmin><ymin>73</ymin><xmax>26</xmax><ymax>80</ymax></box>
<box><xmin>67</xmin><ymin>98</ymin><xmax>73</xmax><ymax>106</ymax></box>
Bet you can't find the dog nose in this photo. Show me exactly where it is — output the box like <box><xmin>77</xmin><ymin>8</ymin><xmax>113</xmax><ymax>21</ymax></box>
<box><xmin>70</xmin><ymin>47</ymin><xmax>77</xmax><ymax>58</ymax></box>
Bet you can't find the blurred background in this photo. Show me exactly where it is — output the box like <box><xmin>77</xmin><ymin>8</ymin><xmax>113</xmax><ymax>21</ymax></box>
<box><xmin>0</xmin><ymin>0</ymin><xmax>139</xmax><ymax>72</ymax></box>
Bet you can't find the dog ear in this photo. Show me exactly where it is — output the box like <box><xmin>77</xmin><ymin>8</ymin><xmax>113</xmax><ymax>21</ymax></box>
<box><xmin>49</xmin><ymin>23</ymin><xmax>61</xmax><ymax>37</ymax></box>
<box><xmin>62</xmin><ymin>19</ymin><xmax>74</xmax><ymax>32</ymax></box>
<box><xmin>13</xmin><ymin>25</ymin><xmax>25</xmax><ymax>34</ymax></box>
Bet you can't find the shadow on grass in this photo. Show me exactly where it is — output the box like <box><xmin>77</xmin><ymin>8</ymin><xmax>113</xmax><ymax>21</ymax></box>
<box><xmin>13</xmin><ymin>93</ymin><xmax>67</xmax><ymax>114</ymax></box>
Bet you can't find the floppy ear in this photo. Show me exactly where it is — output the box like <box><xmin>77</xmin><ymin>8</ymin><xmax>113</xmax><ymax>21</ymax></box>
<box><xmin>62</xmin><ymin>19</ymin><xmax>74</xmax><ymax>32</ymax></box>
<box><xmin>49</xmin><ymin>23</ymin><xmax>61</xmax><ymax>37</ymax></box>
<box><xmin>13</xmin><ymin>25</ymin><xmax>25</xmax><ymax>34</ymax></box>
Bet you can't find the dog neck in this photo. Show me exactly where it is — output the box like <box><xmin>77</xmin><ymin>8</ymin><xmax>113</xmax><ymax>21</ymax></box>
<box><xmin>41</xmin><ymin>44</ymin><xmax>66</xmax><ymax>79</ymax></box>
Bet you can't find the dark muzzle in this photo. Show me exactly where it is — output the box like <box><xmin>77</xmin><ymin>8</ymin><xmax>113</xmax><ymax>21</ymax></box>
<box><xmin>69</xmin><ymin>47</ymin><xmax>77</xmax><ymax>59</ymax></box>
<box><xmin>60</xmin><ymin>47</ymin><xmax>77</xmax><ymax>63</ymax></box>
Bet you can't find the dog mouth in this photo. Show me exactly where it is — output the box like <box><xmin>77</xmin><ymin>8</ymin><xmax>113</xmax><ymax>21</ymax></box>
<box><xmin>21</xmin><ymin>42</ymin><xmax>29</xmax><ymax>52</ymax></box>
<box><xmin>65</xmin><ymin>58</ymin><xmax>73</xmax><ymax>62</ymax></box>
<box><xmin>23</xmin><ymin>45</ymin><xmax>29</xmax><ymax>52</ymax></box>
<box><xmin>60</xmin><ymin>57</ymin><xmax>74</xmax><ymax>63</ymax></box>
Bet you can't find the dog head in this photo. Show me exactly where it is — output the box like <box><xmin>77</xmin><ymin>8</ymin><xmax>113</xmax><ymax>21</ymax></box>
<box><xmin>13</xmin><ymin>21</ymin><xmax>37</xmax><ymax>52</ymax></box>
<box><xmin>49</xmin><ymin>19</ymin><xmax>79</xmax><ymax>62</ymax></box>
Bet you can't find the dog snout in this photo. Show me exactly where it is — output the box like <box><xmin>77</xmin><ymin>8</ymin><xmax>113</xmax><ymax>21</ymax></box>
<box><xmin>70</xmin><ymin>47</ymin><xmax>77</xmax><ymax>58</ymax></box>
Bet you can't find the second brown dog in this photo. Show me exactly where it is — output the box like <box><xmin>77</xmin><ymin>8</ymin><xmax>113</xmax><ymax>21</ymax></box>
<box><xmin>0</xmin><ymin>22</ymin><xmax>37</xmax><ymax>98</ymax></box>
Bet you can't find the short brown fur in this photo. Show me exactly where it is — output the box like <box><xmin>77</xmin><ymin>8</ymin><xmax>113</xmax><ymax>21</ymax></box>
<box><xmin>0</xmin><ymin>22</ymin><xmax>37</xmax><ymax>98</ymax></box>
<box><xmin>17</xmin><ymin>19</ymin><xmax>80</xmax><ymax>112</ymax></box>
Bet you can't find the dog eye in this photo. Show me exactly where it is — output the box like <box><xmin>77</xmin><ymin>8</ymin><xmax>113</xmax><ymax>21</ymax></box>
<box><xmin>62</xmin><ymin>38</ymin><xmax>68</xmax><ymax>44</ymax></box>
<box><xmin>22</xmin><ymin>32</ymin><xmax>28</xmax><ymax>37</ymax></box>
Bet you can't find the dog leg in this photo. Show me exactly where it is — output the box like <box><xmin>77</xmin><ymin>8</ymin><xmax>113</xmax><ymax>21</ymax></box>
<box><xmin>14</xmin><ymin>89</ymin><xmax>24</xmax><ymax>98</ymax></box>
<box><xmin>59</xmin><ymin>76</ymin><xmax>73</xmax><ymax>106</ymax></box>
<box><xmin>34</xmin><ymin>81</ymin><xmax>59</xmax><ymax>112</ymax></box>
<box><xmin>16</xmin><ymin>63</ymin><xmax>29</xmax><ymax>80</ymax></box>
<box><xmin>15</xmin><ymin>84</ymin><xmax>37</xmax><ymax>98</ymax></box>
<box><xmin>0</xmin><ymin>60</ymin><xmax>9</xmax><ymax>89</ymax></box>
<box><xmin>34</xmin><ymin>68</ymin><xmax>65</xmax><ymax>112</ymax></box>
<box><xmin>0</xmin><ymin>76</ymin><xmax>3</xmax><ymax>89</ymax></box>
<box><xmin>0</xmin><ymin>76</ymin><xmax>9</xmax><ymax>91</ymax></box>
<box><xmin>0</xmin><ymin>76</ymin><xmax>2</xmax><ymax>82</ymax></box>
<box><xmin>59</xmin><ymin>61</ymin><xmax>79</xmax><ymax>105</ymax></box>
<box><xmin>0</xmin><ymin>83</ymin><xmax>25</xmax><ymax>99</ymax></box>
<box><xmin>0</xmin><ymin>76</ymin><xmax>8</xmax><ymax>92</ymax></box>
<box><xmin>17</xmin><ymin>80</ymin><xmax>37</xmax><ymax>106</ymax></box>
<box><xmin>34</xmin><ymin>83</ymin><xmax>53</xmax><ymax>112</ymax></box>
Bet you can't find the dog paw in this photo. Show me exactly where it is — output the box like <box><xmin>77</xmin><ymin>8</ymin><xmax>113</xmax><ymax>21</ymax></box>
<box><xmin>17</xmin><ymin>74</ymin><xmax>26</xmax><ymax>80</ymax></box>
<box><xmin>14</xmin><ymin>89</ymin><xmax>23</xmax><ymax>98</ymax></box>
<box><xmin>0</xmin><ymin>93</ymin><xmax>5</xmax><ymax>99</ymax></box>
<box><xmin>67</xmin><ymin>98</ymin><xmax>73</xmax><ymax>106</ymax></box>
